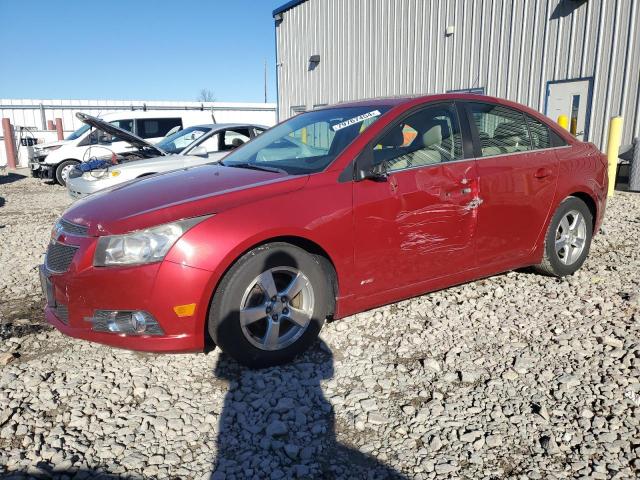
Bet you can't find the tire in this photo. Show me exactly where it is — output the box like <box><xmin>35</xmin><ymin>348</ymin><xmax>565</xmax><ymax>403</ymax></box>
<box><xmin>208</xmin><ymin>242</ymin><xmax>331</xmax><ymax>368</ymax></box>
<box><xmin>55</xmin><ymin>160</ymin><xmax>79</xmax><ymax>186</ymax></box>
<box><xmin>534</xmin><ymin>196</ymin><xmax>593</xmax><ymax>277</ymax></box>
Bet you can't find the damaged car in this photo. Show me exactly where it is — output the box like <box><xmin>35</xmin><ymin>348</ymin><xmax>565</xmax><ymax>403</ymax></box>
<box><xmin>66</xmin><ymin>113</ymin><xmax>266</xmax><ymax>199</ymax></box>
<box><xmin>41</xmin><ymin>94</ymin><xmax>607</xmax><ymax>368</ymax></box>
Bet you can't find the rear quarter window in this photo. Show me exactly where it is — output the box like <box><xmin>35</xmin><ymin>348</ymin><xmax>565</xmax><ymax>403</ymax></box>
<box><xmin>525</xmin><ymin>115</ymin><xmax>552</xmax><ymax>150</ymax></box>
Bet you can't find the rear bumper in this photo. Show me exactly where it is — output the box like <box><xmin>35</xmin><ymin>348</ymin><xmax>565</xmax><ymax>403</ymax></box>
<box><xmin>41</xmin><ymin>259</ymin><xmax>216</xmax><ymax>353</ymax></box>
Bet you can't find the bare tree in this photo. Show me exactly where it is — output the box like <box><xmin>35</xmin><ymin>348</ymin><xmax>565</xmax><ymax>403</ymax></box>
<box><xmin>197</xmin><ymin>89</ymin><xmax>216</xmax><ymax>102</ymax></box>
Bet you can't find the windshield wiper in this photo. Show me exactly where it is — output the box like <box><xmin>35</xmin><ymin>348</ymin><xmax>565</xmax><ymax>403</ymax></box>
<box><xmin>223</xmin><ymin>162</ymin><xmax>287</xmax><ymax>174</ymax></box>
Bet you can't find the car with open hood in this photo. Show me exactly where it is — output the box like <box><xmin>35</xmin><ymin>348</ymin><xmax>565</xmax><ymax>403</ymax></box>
<box><xmin>30</xmin><ymin>111</ymin><xmax>214</xmax><ymax>186</ymax></box>
<box><xmin>66</xmin><ymin>113</ymin><xmax>266</xmax><ymax>199</ymax></box>
<box><xmin>40</xmin><ymin>94</ymin><xmax>607</xmax><ymax>368</ymax></box>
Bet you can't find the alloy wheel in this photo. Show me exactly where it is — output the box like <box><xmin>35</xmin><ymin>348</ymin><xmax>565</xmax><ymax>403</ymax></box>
<box><xmin>61</xmin><ymin>164</ymin><xmax>75</xmax><ymax>183</ymax></box>
<box><xmin>555</xmin><ymin>209</ymin><xmax>587</xmax><ymax>265</ymax></box>
<box><xmin>239</xmin><ymin>267</ymin><xmax>314</xmax><ymax>351</ymax></box>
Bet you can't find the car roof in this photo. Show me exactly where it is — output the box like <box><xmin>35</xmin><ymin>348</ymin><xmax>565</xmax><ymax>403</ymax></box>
<box><xmin>330</xmin><ymin>93</ymin><xmax>507</xmax><ymax>109</ymax></box>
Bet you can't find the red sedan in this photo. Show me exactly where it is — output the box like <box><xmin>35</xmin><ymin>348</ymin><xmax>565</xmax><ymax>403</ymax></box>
<box><xmin>41</xmin><ymin>94</ymin><xmax>607</xmax><ymax>367</ymax></box>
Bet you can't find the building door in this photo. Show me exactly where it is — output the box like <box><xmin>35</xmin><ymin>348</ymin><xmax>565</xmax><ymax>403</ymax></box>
<box><xmin>545</xmin><ymin>79</ymin><xmax>592</xmax><ymax>141</ymax></box>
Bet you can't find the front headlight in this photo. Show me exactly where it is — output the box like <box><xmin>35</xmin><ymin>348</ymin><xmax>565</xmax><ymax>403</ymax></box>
<box><xmin>37</xmin><ymin>145</ymin><xmax>62</xmax><ymax>154</ymax></box>
<box><xmin>93</xmin><ymin>216</ymin><xmax>210</xmax><ymax>267</ymax></box>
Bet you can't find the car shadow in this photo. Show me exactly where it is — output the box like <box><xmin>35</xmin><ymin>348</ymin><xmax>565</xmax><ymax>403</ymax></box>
<box><xmin>209</xmin><ymin>248</ymin><xmax>408</xmax><ymax>479</ymax></box>
<box><xmin>210</xmin><ymin>344</ymin><xmax>408</xmax><ymax>479</ymax></box>
<box><xmin>0</xmin><ymin>172</ymin><xmax>27</xmax><ymax>185</ymax></box>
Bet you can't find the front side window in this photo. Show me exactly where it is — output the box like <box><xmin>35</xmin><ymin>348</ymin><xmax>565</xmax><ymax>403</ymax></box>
<box><xmin>136</xmin><ymin>118</ymin><xmax>183</xmax><ymax>139</ymax></box>
<box><xmin>372</xmin><ymin>103</ymin><xmax>464</xmax><ymax>173</ymax></box>
<box><xmin>221</xmin><ymin>106</ymin><xmax>391</xmax><ymax>175</ymax></box>
<box><xmin>156</xmin><ymin>125</ymin><xmax>212</xmax><ymax>154</ymax></box>
<box><xmin>470</xmin><ymin>103</ymin><xmax>532</xmax><ymax>156</ymax></box>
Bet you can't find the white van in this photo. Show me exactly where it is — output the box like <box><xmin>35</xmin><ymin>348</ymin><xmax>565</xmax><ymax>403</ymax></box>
<box><xmin>30</xmin><ymin>110</ymin><xmax>215</xmax><ymax>185</ymax></box>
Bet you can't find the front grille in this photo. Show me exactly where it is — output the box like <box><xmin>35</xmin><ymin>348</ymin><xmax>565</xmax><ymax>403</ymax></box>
<box><xmin>55</xmin><ymin>304</ymin><xmax>69</xmax><ymax>325</ymax></box>
<box><xmin>46</xmin><ymin>242</ymin><xmax>78</xmax><ymax>273</ymax></box>
<box><xmin>59</xmin><ymin>219</ymin><xmax>89</xmax><ymax>236</ymax></box>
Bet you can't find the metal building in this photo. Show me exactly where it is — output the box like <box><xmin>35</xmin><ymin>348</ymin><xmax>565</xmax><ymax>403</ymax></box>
<box><xmin>273</xmin><ymin>0</ymin><xmax>640</xmax><ymax>149</ymax></box>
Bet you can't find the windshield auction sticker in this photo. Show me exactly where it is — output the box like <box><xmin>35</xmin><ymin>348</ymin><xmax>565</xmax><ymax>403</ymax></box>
<box><xmin>332</xmin><ymin>110</ymin><xmax>381</xmax><ymax>131</ymax></box>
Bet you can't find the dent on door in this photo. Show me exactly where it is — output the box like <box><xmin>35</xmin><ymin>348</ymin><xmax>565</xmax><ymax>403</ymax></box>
<box><xmin>354</xmin><ymin>160</ymin><xmax>479</xmax><ymax>295</ymax></box>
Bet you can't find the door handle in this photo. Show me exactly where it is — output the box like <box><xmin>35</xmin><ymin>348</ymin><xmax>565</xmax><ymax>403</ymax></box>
<box><xmin>461</xmin><ymin>187</ymin><xmax>472</xmax><ymax>194</ymax></box>
<box><xmin>534</xmin><ymin>168</ymin><xmax>552</xmax><ymax>179</ymax></box>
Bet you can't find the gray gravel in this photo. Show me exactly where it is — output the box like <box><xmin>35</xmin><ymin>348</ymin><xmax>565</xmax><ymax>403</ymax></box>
<box><xmin>1</xmin><ymin>172</ymin><xmax>639</xmax><ymax>479</ymax></box>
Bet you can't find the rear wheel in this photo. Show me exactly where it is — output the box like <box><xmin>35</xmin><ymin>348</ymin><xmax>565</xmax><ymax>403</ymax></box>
<box><xmin>208</xmin><ymin>242</ymin><xmax>331</xmax><ymax>368</ymax></box>
<box><xmin>55</xmin><ymin>160</ymin><xmax>79</xmax><ymax>186</ymax></box>
<box><xmin>534</xmin><ymin>197</ymin><xmax>593</xmax><ymax>277</ymax></box>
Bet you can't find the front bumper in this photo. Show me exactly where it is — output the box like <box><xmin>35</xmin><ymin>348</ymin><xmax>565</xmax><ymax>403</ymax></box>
<box><xmin>66</xmin><ymin>176</ymin><xmax>109</xmax><ymax>199</ymax></box>
<box><xmin>40</xmin><ymin>258</ymin><xmax>214</xmax><ymax>353</ymax></box>
<box><xmin>30</xmin><ymin>161</ymin><xmax>55</xmax><ymax>179</ymax></box>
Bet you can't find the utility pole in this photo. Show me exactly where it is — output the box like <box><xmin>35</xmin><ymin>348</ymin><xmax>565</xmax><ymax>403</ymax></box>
<box><xmin>264</xmin><ymin>59</ymin><xmax>268</xmax><ymax>103</ymax></box>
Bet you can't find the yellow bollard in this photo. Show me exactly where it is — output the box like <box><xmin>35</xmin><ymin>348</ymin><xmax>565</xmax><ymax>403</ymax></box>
<box><xmin>301</xmin><ymin>127</ymin><xmax>307</xmax><ymax>144</ymax></box>
<box><xmin>606</xmin><ymin>116</ymin><xmax>623</xmax><ymax>197</ymax></box>
<box><xmin>570</xmin><ymin>117</ymin><xmax>578</xmax><ymax>136</ymax></box>
<box><xmin>557</xmin><ymin>114</ymin><xmax>569</xmax><ymax>130</ymax></box>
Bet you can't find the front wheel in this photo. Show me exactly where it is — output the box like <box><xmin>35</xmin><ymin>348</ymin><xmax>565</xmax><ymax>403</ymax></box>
<box><xmin>208</xmin><ymin>243</ymin><xmax>332</xmax><ymax>368</ymax></box>
<box><xmin>55</xmin><ymin>160</ymin><xmax>79</xmax><ymax>186</ymax></box>
<box><xmin>534</xmin><ymin>196</ymin><xmax>593</xmax><ymax>277</ymax></box>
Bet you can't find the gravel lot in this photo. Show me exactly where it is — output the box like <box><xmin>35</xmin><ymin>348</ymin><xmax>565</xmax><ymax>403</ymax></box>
<box><xmin>1</xmin><ymin>171</ymin><xmax>639</xmax><ymax>479</ymax></box>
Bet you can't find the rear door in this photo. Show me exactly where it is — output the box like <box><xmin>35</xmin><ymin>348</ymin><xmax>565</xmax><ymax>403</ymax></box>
<box><xmin>353</xmin><ymin>102</ymin><xmax>479</xmax><ymax>296</ymax></box>
<box><xmin>464</xmin><ymin>102</ymin><xmax>559</xmax><ymax>266</ymax></box>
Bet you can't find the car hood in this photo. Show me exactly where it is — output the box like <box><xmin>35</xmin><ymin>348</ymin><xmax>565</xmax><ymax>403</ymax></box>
<box><xmin>76</xmin><ymin>112</ymin><xmax>166</xmax><ymax>156</ymax></box>
<box><xmin>63</xmin><ymin>164</ymin><xmax>308</xmax><ymax>235</ymax></box>
<box><xmin>36</xmin><ymin>139</ymin><xmax>67</xmax><ymax>149</ymax></box>
<box><xmin>116</xmin><ymin>153</ymin><xmax>186</xmax><ymax>172</ymax></box>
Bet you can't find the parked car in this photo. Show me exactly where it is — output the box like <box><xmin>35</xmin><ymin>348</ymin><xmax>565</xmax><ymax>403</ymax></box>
<box><xmin>30</xmin><ymin>110</ymin><xmax>215</xmax><ymax>186</ymax></box>
<box><xmin>40</xmin><ymin>94</ymin><xmax>607</xmax><ymax>368</ymax></box>
<box><xmin>66</xmin><ymin>114</ymin><xmax>266</xmax><ymax>199</ymax></box>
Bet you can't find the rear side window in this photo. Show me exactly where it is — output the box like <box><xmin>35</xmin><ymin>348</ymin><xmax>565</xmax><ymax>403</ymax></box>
<box><xmin>136</xmin><ymin>118</ymin><xmax>183</xmax><ymax>139</ymax></box>
<box><xmin>469</xmin><ymin>103</ymin><xmax>532</xmax><ymax>156</ymax></box>
<box><xmin>526</xmin><ymin>115</ymin><xmax>551</xmax><ymax>150</ymax></box>
<box><xmin>221</xmin><ymin>129</ymin><xmax>251</xmax><ymax>151</ymax></box>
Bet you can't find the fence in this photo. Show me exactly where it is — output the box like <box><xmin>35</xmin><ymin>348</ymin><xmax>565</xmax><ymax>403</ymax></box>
<box><xmin>0</xmin><ymin>99</ymin><xmax>277</xmax><ymax>167</ymax></box>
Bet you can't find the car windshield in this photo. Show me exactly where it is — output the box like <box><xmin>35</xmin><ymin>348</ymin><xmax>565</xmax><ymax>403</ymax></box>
<box><xmin>221</xmin><ymin>106</ymin><xmax>391</xmax><ymax>175</ymax></box>
<box><xmin>65</xmin><ymin>124</ymin><xmax>90</xmax><ymax>141</ymax></box>
<box><xmin>156</xmin><ymin>126</ymin><xmax>213</xmax><ymax>154</ymax></box>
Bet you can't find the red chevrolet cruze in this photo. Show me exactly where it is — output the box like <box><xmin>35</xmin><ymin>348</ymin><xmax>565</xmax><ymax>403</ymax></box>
<box><xmin>41</xmin><ymin>94</ymin><xmax>607</xmax><ymax>367</ymax></box>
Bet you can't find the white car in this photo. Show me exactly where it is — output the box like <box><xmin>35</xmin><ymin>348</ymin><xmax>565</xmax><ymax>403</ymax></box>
<box><xmin>66</xmin><ymin>113</ymin><xmax>266</xmax><ymax>199</ymax></box>
<box><xmin>30</xmin><ymin>110</ymin><xmax>215</xmax><ymax>186</ymax></box>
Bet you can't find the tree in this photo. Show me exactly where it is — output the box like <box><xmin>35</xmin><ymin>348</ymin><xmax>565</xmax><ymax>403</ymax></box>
<box><xmin>197</xmin><ymin>89</ymin><xmax>216</xmax><ymax>102</ymax></box>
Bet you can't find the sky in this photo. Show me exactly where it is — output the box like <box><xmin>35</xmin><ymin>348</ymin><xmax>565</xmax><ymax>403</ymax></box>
<box><xmin>0</xmin><ymin>0</ymin><xmax>286</xmax><ymax>103</ymax></box>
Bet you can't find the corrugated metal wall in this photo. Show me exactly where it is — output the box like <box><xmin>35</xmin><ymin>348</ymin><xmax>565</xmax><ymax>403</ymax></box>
<box><xmin>275</xmin><ymin>0</ymin><xmax>640</xmax><ymax>149</ymax></box>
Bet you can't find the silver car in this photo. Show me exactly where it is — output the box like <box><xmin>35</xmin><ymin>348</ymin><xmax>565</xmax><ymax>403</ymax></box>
<box><xmin>66</xmin><ymin>113</ymin><xmax>266</xmax><ymax>199</ymax></box>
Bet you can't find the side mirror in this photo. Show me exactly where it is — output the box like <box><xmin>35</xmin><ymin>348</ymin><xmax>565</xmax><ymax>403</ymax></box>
<box><xmin>188</xmin><ymin>145</ymin><xmax>208</xmax><ymax>158</ymax></box>
<box><xmin>364</xmin><ymin>162</ymin><xmax>388</xmax><ymax>181</ymax></box>
<box><xmin>98</xmin><ymin>134</ymin><xmax>111</xmax><ymax>144</ymax></box>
